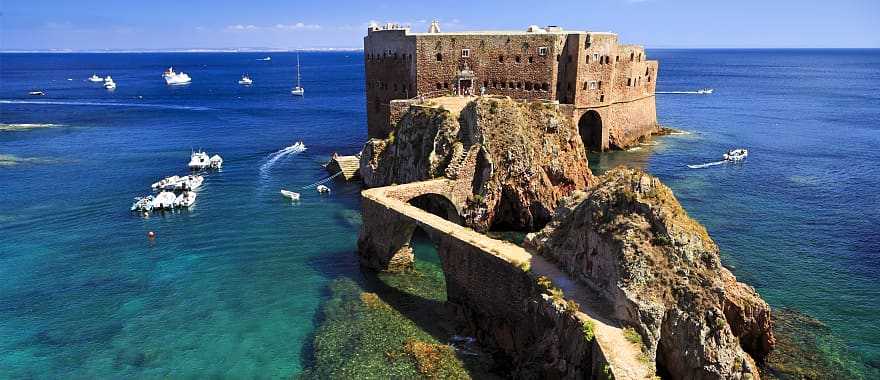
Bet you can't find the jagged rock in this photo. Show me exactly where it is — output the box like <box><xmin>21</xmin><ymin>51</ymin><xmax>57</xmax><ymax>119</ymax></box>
<box><xmin>360</xmin><ymin>97</ymin><xmax>593</xmax><ymax>231</ymax></box>
<box><xmin>526</xmin><ymin>167</ymin><xmax>775</xmax><ymax>379</ymax></box>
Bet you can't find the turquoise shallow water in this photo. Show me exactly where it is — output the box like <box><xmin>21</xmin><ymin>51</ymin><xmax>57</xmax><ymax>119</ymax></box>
<box><xmin>1</xmin><ymin>50</ymin><xmax>879</xmax><ymax>377</ymax></box>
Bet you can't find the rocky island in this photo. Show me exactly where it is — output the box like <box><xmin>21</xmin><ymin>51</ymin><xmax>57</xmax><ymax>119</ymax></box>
<box><xmin>353</xmin><ymin>22</ymin><xmax>776</xmax><ymax>379</ymax></box>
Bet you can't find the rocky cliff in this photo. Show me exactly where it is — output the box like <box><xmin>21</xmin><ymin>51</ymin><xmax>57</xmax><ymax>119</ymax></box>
<box><xmin>525</xmin><ymin>167</ymin><xmax>775</xmax><ymax>379</ymax></box>
<box><xmin>361</xmin><ymin>97</ymin><xmax>593</xmax><ymax>231</ymax></box>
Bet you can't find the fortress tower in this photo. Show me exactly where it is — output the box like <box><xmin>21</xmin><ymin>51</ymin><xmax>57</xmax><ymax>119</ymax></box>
<box><xmin>363</xmin><ymin>22</ymin><xmax>659</xmax><ymax>150</ymax></box>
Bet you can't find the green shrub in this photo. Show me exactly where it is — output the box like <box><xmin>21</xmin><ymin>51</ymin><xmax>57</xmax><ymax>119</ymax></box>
<box><xmin>581</xmin><ymin>319</ymin><xmax>596</xmax><ymax>342</ymax></box>
<box><xmin>623</xmin><ymin>327</ymin><xmax>642</xmax><ymax>346</ymax></box>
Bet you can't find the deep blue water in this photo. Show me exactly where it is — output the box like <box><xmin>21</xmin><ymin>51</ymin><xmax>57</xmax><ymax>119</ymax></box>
<box><xmin>1</xmin><ymin>50</ymin><xmax>879</xmax><ymax>377</ymax></box>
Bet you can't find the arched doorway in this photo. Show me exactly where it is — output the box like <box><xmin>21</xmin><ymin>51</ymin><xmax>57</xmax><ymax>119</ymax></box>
<box><xmin>578</xmin><ymin>110</ymin><xmax>603</xmax><ymax>152</ymax></box>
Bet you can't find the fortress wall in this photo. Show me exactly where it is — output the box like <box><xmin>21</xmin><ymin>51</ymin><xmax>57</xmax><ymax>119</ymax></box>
<box><xmin>572</xmin><ymin>33</ymin><xmax>619</xmax><ymax>109</ymax></box>
<box><xmin>598</xmin><ymin>95</ymin><xmax>658</xmax><ymax>149</ymax></box>
<box><xmin>413</xmin><ymin>34</ymin><xmax>562</xmax><ymax>100</ymax></box>
<box><xmin>364</xmin><ymin>30</ymin><xmax>417</xmax><ymax>138</ymax></box>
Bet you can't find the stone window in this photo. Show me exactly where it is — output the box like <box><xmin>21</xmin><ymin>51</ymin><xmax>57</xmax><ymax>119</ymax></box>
<box><xmin>436</xmin><ymin>83</ymin><xmax>442</xmax><ymax>90</ymax></box>
<box><xmin>499</xmin><ymin>55</ymin><xmax>505</xmax><ymax>63</ymax></box>
<box><xmin>638</xmin><ymin>53</ymin><xmax>642</xmax><ymax>61</ymax></box>
<box><xmin>538</xmin><ymin>46</ymin><xmax>548</xmax><ymax>56</ymax></box>
<box><xmin>517</xmin><ymin>82</ymin><xmax>522</xmax><ymax>89</ymax></box>
<box><xmin>646</xmin><ymin>68</ymin><xmax>650</xmax><ymax>76</ymax></box>
<box><xmin>444</xmin><ymin>82</ymin><xmax>449</xmax><ymax>89</ymax></box>
<box><xmin>542</xmin><ymin>82</ymin><xmax>550</xmax><ymax>91</ymax></box>
<box><xmin>589</xmin><ymin>81</ymin><xmax>598</xmax><ymax>90</ymax></box>
<box><xmin>461</xmin><ymin>49</ymin><xmax>470</xmax><ymax>58</ymax></box>
<box><xmin>583</xmin><ymin>81</ymin><xmax>589</xmax><ymax>90</ymax></box>
<box><xmin>483</xmin><ymin>80</ymin><xmax>489</xmax><ymax>89</ymax></box>
<box><xmin>515</xmin><ymin>55</ymin><xmax>521</xmax><ymax>63</ymax></box>
<box><xmin>528</xmin><ymin>56</ymin><xmax>534</xmax><ymax>63</ymax></box>
<box><xmin>605</xmin><ymin>56</ymin><xmax>611</xmax><ymax>64</ymax></box>
<box><xmin>556</xmin><ymin>54</ymin><xmax>560</xmax><ymax>62</ymax></box>
<box><xmin>436</xmin><ymin>53</ymin><xmax>443</xmax><ymax>61</ymax></box>
<box><xmin>509</xmin><ymin>81</ymin><xmax>515</xmax><ymax>89</ymax></box>
<box><xmin>647</xmin><ymin>76</ymin><xmax>652</xmax><ymax>83</ymax></box>
<box><xmin>600</xmin><ymin>94</ymin><xmax>605</xmax><ymax>102</ymax></box>
<box><xmin>627</xmin><ymin>78</ymin><xmax>632</xmax><ymax>86</ymax></box>
<box><xmin>526</xmin><ymin>82</ymin><xmax>533</xmax><ymax>91</ymax></box>
<box><xmin>598</xmin><ymin>81</ymin><xmax>603</xmax><ymax>89</ymax></box>
<box><xmin>592</xmin><ymin>53</ymin><xmax>599</xmax><ymax>63</ymax></box>
<box><xmin>630</xmin><ymin>52</ymin><xmax>635</xmax><ymax>61</ymax></box>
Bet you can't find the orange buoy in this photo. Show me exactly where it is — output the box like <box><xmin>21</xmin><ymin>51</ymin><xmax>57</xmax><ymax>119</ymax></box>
<box><xmin>147</xmin><ymin>231</ymin><xmax>156</xmax><ymax>239</ymax></box>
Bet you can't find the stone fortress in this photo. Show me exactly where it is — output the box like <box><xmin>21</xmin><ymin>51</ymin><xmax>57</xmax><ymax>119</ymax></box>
<box><xmin>364</xmin><ymin>21</ymin><xmax>659</xmax><ymax>150</ymax></box>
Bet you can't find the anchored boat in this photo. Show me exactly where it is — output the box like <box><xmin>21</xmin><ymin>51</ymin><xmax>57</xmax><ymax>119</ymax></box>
<box><xmin>175</xmin><ymin>191</ymin><xmax>198</xmax><ymax>208</ymax></box>
<box><xmin>103</xmin><ymin>75</ymin><xmax>116</xmax><ymax>90</ymax></box>
<box><xmin>238</xmin><ymin>75</ymin><xmax>253</xmax><ymax>85</ymax></box>
<box><xmin>280</xmin><ymin>189</ymin><xmax>301</xmax><ymax>201</ymax></box>
<box><xmin>164</xmin><ymin>67</ymin><xmax>192</xmax><ymax>85</ymax></box>
<box><xmin>291</xmin><ymin>54</ymin><xmax>304</xmax><ymax>96</ymax></box>
<box><xmin>88</xmin><ymin>74</ymin><xmax>104</xmax><ymax>82</ymax></box>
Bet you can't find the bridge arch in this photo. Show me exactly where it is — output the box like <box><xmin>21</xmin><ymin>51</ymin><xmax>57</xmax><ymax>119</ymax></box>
<box><xmin>407</xmin><ymin>193</ymin><xmax>462</xmax><ymax>225</ymax></box>
<box><xmin>578</xmin><ymin>110</ymin><xmax>603</xmax><ymax>152</ymax></box>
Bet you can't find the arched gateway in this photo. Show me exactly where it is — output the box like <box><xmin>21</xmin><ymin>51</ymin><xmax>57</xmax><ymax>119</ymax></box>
<box><xmin>578</xmin><ymin>110</ymin><xmax>603</xmax><ymax>152</ymax></box>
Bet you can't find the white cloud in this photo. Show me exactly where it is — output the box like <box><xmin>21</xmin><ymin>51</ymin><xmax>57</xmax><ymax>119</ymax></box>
<box><xmin>227</xmin><ymin>24</ymin><xmax>259</xmax><ymax>31</ymax></box>
<box><xmin>225</xmin><ymin>22</ymin><xmax>321</xmax><ymax>32</ymax></box>
<box><xmin>274</xmin><ymin>22</ymin><xmax>321</xmax><ymax>30</ymax></box>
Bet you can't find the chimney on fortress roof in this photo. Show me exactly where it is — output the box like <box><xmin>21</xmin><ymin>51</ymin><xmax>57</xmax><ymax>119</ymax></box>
<box><xmin>428</xmin><ymin>20</ymin><xmax>441</xmax><ymax>33</ymax></box>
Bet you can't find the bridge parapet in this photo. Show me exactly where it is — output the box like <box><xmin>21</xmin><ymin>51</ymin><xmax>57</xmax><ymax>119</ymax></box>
<box><xmin>357</xmin><ymin>182</ymin><xmax>655</xmax><ymax>379</ymax></box>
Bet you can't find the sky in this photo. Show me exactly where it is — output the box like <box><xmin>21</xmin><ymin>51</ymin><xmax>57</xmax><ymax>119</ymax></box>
<box><xmin>1</xmin><ymin>0</ymin><xmax>878</xmax><ymax>50</ymax></box>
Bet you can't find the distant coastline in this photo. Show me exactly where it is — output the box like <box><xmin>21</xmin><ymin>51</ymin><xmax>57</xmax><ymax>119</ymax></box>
<box><xmin>0</xmin><ymin>48</ymin><xmax>364</xmax><ymax>54</ymax></box>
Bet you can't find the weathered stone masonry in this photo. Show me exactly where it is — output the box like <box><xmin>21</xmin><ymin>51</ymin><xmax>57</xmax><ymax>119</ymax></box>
<box><xmin>364</xmin><ymin>22</ymin><xmax>659</xmax><ymax>150</ymax></box>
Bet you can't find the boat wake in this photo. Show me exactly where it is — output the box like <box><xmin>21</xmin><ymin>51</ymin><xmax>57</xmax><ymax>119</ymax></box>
<box><xmin>259</xmin><ymin>142</ymin><xmax>307</xmax><ymax>176</ymax></box>
<box><xmin>0</xmin><ymin>99</ymin><xmax>211</xmax><ymax>111</ymax></box>
<box><xmin>687</xmin><ymin>160</ymin><xmax>726</xmax><ymax>169</ymax></box>
<box><xmin>656</xmin><ymin>88</ymin><xmax>714</xmax><ymax>95</ymax></box>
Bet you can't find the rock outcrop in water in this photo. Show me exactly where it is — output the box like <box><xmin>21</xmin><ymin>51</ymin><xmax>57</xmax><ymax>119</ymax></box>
<box><xmin>361</xmin><ymin>97</ymin><xmax>593</xmax><ymax>231</ymax></box>
<box><xmin>525</xmin><ymin>167</ymin><xmax>775</xmax><ymax>379</ymax></box>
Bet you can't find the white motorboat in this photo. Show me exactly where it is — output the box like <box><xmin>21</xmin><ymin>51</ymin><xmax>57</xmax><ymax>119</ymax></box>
<box><xmin>164</xmin><ymin>67</ymin><xmax>192</xmax><ymax>85</ymax></box>
<box><xmin>280</xmin><ymin>189</ymin><xmax>301</xmax><ymax>201</ymax></box>
<box><xmin>238</xmin><ymin>75</ymin><xmax>253</xmax><ymax>85</ymax></box>
<box><xmin>151</xmin><ymin>191</ymin><xmax>177</xmax><ymax>210</ymax></box>
<box><xmin>131</xmin><ymin>195</ymin><xmax>155</xmax><ymax>212</ymax></box>
<box><xmin>209</xmin><ymin>154</ymin><xmax>223</xmax><ymax>169</ymax></box>
<box><xmin>723</xmin><ymin>148</ymin><xmax>748</xmax><ymax>161</ymax></box>
<box><xmin>88</xmin><ymin>74</ymin><xmax>104</xmax><ymax>82</ymax></box>
<box><xmin>316</xmin><ymin>185</ymin><xmax>330</xmax><ymax>194</ymax></box>
<box><xmin>291</xmin><ymin>54</ymin><xmax>304</xmax><ymax>96</ymax></box>
<box><xmin>697</xmin><ymin>88</ymin><xmax>714</xmax><ymax>94</ymax></box>
<box><xmin>188</xmin><ymin>150</ymin><xmax>210</xmax><ymax>170</ymax></box>
<box><xmin>175</xmin><ymin>191</ymin><xmax>198</xmax><ymax>208</ymax></box>
<box><xmin>28</xmin><ymin>91</ymin><xmax>45</xmax><ymax>96</ymax></box>
<box><xmin>258</xmin><ymin>56</ymin><xmax>271</xmax><ymax>61</ymax></box>
<box><xmin>103</xmin><ymin>76</ymin><xmax>116</xmax><ymax>89</ymax></box>
<box><xmin>152</xmin><ymin>175</ymin><xmax>181</xmax><ymax>190</ymax></box>
<box><xmin>181</xmin><ymin>175</ymin><xmax>204</xmax><ymax>190</ymax></box>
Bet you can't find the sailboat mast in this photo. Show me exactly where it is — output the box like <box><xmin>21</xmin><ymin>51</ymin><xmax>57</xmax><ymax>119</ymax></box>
<box><xmin>296</xmin><ymin>54</ymin><xmax>301</xmax><ymax>87</ymax></box>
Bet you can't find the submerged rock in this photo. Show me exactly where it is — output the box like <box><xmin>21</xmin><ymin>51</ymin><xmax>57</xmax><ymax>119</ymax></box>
<box><xmin>526</xmin><ymin>167</ymin><xmax>775</xmax><ymax>379</ymax></box>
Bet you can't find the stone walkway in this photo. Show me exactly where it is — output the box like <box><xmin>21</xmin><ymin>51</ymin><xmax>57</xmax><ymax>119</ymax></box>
<box><xmin>364</xmin><ymin>181</ymin><xmax>655</xmax><ymax>379</ymax></box>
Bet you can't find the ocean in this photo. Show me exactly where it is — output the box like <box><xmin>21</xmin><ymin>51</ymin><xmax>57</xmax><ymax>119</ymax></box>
<box><xmin>1</xmin><ymin>50</ymin><xmax>878</xmax><ymax>378</ymax></box>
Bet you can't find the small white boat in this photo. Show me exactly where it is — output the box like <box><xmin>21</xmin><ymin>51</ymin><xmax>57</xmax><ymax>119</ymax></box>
<box><xmin>280</xmin><ymin>189</ymin><xmax>301</xmax><ymax>201</ymax></box>
<box><xmin>164</xmin><ymin>67</ymin><xmax>192</xmax><ymax>85</ymax></box>
<box><xmin>723</xmin><ymin>148</ymin><xmax>748</xmax><ymax>161</ymax></box>
<box><xmin>258</xmin><ymin>56</ymin><xmax>271</xmax><ymax>61</ymax></box>
<box><xmin>291</xmin><ymin>54</ymin><xmax>304</xmax><ymax>96</ymax></box>
<box><xmin>316</xmin><ymin>185</ymin><xmax>330</xmax><ymax>194</ymax></box>
<box><xmin>131</xmin><ymin>196</ymin><xmax>155</xmax><ymax>212</ymax></box>
<box><xmin>209</xmin><ymin>154</ymin><xmax>223</xmax><ymax>169</ymax></box>
<box><xmin>103</xmin><ymin>76</ymin><xmax>116</xmax><ymax>90</ymax></box>
<box><xmin>188</xmin><ymin>150</ymin><xmax>210</xmax><ymax>170</ymax></box>
<box><xmin>181</xmin><ymin>175</ymin><xmax>204</xmax><ymax>190</ymax></box>
<box><xmin>151</xmin><ymin>191</ymin><xmax>177</xmax><ymax>210</ymax></box>
<box><xmin>697</xmin><ymin>88</ymin><xmax>714</xmax><ymax>94</ymax></box>
<box><xmin>175</xmin><ymin>191</ymin><xmax>198</xmax><ymax>208</ymax></box>
<box><xmin>28</xmin><ymin>91</ymin><xmax>45</xmax><ymax>96</ymax></box>
<box><xmin>238</xmin><ymin>75</ymin><xmax>253</xmax><ymax>85</ymax></box>
<box><xmin>88</xmin><ymin>74</ymin><xmax>104</xmax><ymax>82</ymax></box>
<box><xmin>152</xmin><ymin>175</ymin><xmax>181</xmax><ymax>190</ymax></box>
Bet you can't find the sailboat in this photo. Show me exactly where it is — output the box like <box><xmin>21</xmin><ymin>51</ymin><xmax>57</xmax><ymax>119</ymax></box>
<box><xmin>291</xmin><ymin>54</ymin><xmax>304</xmax><ymax>96</ymax></box>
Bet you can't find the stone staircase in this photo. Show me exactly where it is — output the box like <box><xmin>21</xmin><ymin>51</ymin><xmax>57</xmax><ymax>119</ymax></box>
<box><xmin>444</xmin><ymin>150</ymin><xmax>469</xmax><ymax>179</ymax></box>
<box><xmin>327</xmin><ymin>155</ymin><xmax>361</xmax><ymax>180</ymax></box>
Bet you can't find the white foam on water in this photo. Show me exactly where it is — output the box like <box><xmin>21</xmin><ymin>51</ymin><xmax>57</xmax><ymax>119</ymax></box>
<box><xmin>259</xmin><ymin>143</ymin><xmax>307</xmax><ymax>177</ymax></box>
<box><xmin>687</xmin><ymin>160</ymin><xmax>726</xmax><ymax>169</ymax></box>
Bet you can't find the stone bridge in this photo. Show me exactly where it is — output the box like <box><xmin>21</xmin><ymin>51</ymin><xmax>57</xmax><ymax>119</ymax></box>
<box><xmin>357</xmin><ymin>179</ymin><xmax>655</xmax><ymax>379</ymax></box>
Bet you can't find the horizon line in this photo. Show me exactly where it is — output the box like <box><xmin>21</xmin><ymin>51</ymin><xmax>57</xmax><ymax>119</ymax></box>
<box><xmin>2</xmin><ymin>47</ymin><xmax>878</xmax><ymax>54</ymax></box>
